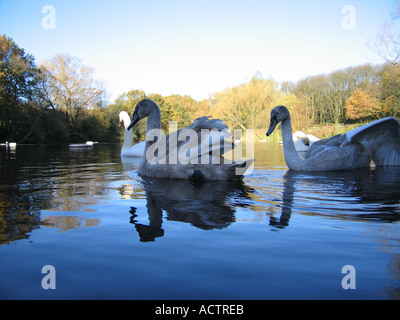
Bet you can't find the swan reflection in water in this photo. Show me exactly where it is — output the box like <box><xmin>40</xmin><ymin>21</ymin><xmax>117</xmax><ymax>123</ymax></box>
<box><xmin>271</xmin><ymin>166</ymin><xmax>400</xmax><ymax>229</ymax></box>
<box><xmin>128</xmin><ymin>177</ymin><xmax>253</xmax><ymax>242</ymax></box>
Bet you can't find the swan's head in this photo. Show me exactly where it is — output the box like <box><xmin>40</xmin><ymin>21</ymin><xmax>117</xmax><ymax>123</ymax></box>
<box><xmin>266</xmin><ymin>105</ymin><xmax>290</xmax><ymax>136</ymax></box>
<box><xmin>127</xmin><ymin>99</ymin><xmax>158</xmax><ymax>131</ymax></box>
<box><xmin>118</xmin><ymin>111</ymin><xmax>129</xmax><ymax>128</ymax></box>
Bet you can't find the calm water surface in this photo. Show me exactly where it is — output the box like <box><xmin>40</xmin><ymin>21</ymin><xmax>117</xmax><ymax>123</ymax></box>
<box><xmin>0</xmin><ymin>142</ymin><xmax>399</xmax><ymax>299</ymax></box>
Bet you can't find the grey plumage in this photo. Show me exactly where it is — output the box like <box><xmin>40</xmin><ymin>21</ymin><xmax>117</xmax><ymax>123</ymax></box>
<box><xmin>128</xmin><ymin>99</ymin><xmax>254</xmax><ymax>180</ymax></box>
<box><xmin>266</xmin><ymin>105</ymin><xmax>400</xmax><ymax>171</ymax></box>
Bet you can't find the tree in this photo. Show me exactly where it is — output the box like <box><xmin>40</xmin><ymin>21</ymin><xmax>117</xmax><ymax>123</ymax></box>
<box><xmin>369</xmin><ymin>1</ymin><xmax>400</xmax><ymax>65</ymax></box>
<box><xmin>194</xmin><ymin>99</ymin><xmax>211</xmax><ymax>120</ymax></box>
<box><xmin>41</xmin><ymin>53</ymin><xmax>106</xmax><ymax>136</ymax></box>
<box><xmin>293</xmin><ymin>75</ymin><xmax>334</xmax><ymax>124</ymax></box>
<box><xmin>292</xmin><ymin>64</ymin><xmax>381</xmax><ymax>125</ymax></box>
<box><xmin>279</xmin><ymin>92</ymin><xmax>310</xmax><ymax>132</ymax></box>
<box><xmin>380</xmin><ymin>63</ymin><xmax>400</xmax><ymax>117</ymax></box>
<box><xmin>211</xmin><ymin>77</ymin><xmax>280</xmax><ymax>130</ymax></box>
<box><xmin>109</xmin><ymin>89</ymin><xmax>147</xmax><ymax>142</ymax></box>
<box><xmin>164</xmin><ymin>94</ymin><xmax>196</xmax><ymax>127</ymax></box>
<box><xmin>344</xmin><ymin>88</ymin><xmax>382</xmax><ymax>121</ymax></box>
<box><xmin>113</xmin><ymin>89</ymin><xmax>146</xmax><ymax>109</ymax></box>
<box><xmin>0</xmin><ymin>35</ymin><xmax>43</xmax><ymax>141</ymax></box>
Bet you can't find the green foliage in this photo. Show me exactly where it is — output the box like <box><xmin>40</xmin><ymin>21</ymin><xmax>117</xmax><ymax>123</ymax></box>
<box><xmin>0</xmin><ymin>35</ymin><xmax>44</xmax><ymax>141</ymax></box>
<box><xmin>1</xmin><ymin>35</ymin><xmax>399</xmax><ymax>145</ymax></box>
<box><xmin>108</xmin><ymin>89</ymin><xmax>147</xmax><ymax>142</ymax></box>
<box><xmin>291</xmin><ymin>64</ymin><xmax>380</xmax><ymax>125</ymax></box>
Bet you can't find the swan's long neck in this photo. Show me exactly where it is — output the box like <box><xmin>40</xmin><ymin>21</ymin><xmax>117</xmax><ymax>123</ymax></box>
<box><xmin>122</xmin><ymin>114</ymin><xmax>134</xmax><ymax>152</ymax></box>
<box><xmin>144</xmin><ymin>106</ymin><xmax>162</xmax><ymax>156</ymax></box>
<box><xmin>281</xmin><ymin>117</ymin><xmax>307</xmax><ymax>170</ymax></box>
<box><xmin>146</xmin><ymin>106</ymin><xmax>161</xmax><ymax>133</ymax></box>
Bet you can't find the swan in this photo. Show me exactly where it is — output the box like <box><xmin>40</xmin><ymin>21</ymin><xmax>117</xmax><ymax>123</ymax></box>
<box><xmin>119</xmin><ymin>111</ymin><xmax>146</xmax><ymax>157</ymax></box>
<box><xmin>292</xmin><ymin>131</ymin><xmax>319</xmax><ymax>152</ymax></box>
<box><xmin>5</xmin><ymin>142</ymin><xmax>16</xmax><ymax>149</ymax></box>
<box><xmin>69</xmin><ymin>141</ymin><xmax>94</xmax><ymax>148</ymax></box>
<box><xmin>266</xmin><ymin>105</ymin><xmax>400</xmax><ymax>171</ymax></box>
<box><xmin>127</xmin><ymin>99</ymin><xmax>254</xmax><ymax>180</ymax></box>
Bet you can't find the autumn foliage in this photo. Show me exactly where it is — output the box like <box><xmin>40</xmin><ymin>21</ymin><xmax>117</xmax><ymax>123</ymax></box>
<box><xmin>1</xmin><ymin>34</ymin><xmax>400</xmax><ymax>143</ymax></box>
<box><xmin>344</xmin><ymin>88</ymin><xmax>382</xmax><ymax>121</ymax></box>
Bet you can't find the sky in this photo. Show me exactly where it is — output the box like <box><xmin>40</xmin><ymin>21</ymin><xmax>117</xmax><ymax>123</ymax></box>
<box><xmin>0</xmin><ymin>0</ymin><xmax>397</xmax><ymax>102</ymax></box>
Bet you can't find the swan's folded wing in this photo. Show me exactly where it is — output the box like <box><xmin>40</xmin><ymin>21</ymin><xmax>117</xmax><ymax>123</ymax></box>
<box><xmin>345</xmin><ymin>117</ymin><xmax>400</xmax><ymax>166</ymax></box>
<box><xmin>305</xmin><ymin>134</ymin><xmax>345</xmax><ymax>159</ymax></box>
<box><xmin>149</xmin><ymin>116</ymin><xmax>233</xmax><ymax>165</ymax></box>
<box><xmin>178</xmin><ymin>129</ymin><xmax>234</xmax><ymax>164</ymax></box>
<box><xmin>153</xmin><ymin>128</ymin><xmax>233</xmax><ymax>165</ymax></box>
<box><xmin>189</xmin><ymin>116</ymin><xmax>229</xmax><ymax>131</ymax></box>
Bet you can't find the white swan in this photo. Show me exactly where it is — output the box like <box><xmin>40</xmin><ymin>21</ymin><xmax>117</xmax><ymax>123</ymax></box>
<box><xmin>127</xmin><ymin>99</ymin><xmax>254</xmax><ymax>180</ymax></box>
<box><xmin>292</xmin><ymin>131</ymin><xmax>319</xmax><ymax>153</ymax></box>
<box><xmin>5</xmin><ymin>142</ymin><xmax>17</xmax><ymax>149</ymax></box>
<box><xmin>119</xmin><ymin>111</ymin><xmax>146</xmax><ymax>157</ymax></box>
<box><xmin>266</xmin><ymin>105</ymin><xmax>400</xmax><ymax>171</ymax></box>
<box><xmin>69</xmin><ymin>141</ymin><xmax>95</xmax><ymax>148</ymax></box>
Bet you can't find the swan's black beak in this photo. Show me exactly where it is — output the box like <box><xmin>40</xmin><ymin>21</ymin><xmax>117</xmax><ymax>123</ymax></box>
<box><xmin>266</xmin><ymin>118</ymin><xmax>278</xmax><ymax>136</ymax></box>
<box><xmin>127</xmin><ymin>112</ymin><xmax>140</xmax><ymax>131</ymax></box>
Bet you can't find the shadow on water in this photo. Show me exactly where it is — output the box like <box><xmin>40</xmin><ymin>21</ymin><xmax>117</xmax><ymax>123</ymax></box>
<box><xmin>271</xmin><ymin>166</ymin><xmax>400</xmax><ymax>229</ymax></box>
<box><xmin>129</xmin><ymin>177</ymin><xmax>254</xmax><ymax>241</ymax></box>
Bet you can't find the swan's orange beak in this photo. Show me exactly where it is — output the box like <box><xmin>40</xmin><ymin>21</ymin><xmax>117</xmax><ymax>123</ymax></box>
<box><xmin>118</xmin><ymin>120</ymin><xmax>122</xmax><ymax>127</ymax></box>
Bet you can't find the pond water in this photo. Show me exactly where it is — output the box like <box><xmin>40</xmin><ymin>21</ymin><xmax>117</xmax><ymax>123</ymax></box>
<box><xmin>0</xmin><ymin>142</ymin><xmax>399</xmax><ymax>300</ymax></box>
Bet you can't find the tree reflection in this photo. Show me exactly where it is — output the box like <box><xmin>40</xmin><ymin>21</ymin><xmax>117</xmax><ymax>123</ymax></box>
<box><xmin>0</xmin><ymin>144</ymin><xmax>119</xmax><ymax>244</ymax></box>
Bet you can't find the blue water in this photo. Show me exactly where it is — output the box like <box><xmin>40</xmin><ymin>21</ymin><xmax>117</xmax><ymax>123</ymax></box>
<box><xmin>0</xmin><ymin>143</ymin><xmax>399</xmax><ymax>299</ymax></box>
